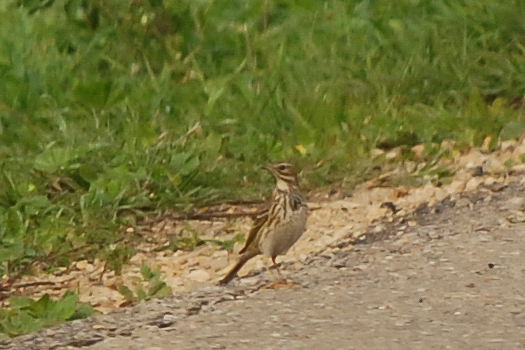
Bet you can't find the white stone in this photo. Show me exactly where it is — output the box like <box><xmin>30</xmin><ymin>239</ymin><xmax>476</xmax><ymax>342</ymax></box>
<box><xmin>186</xmin><ymin>269</ymin><xmax>210</xmax><ymax>282</ymax></box>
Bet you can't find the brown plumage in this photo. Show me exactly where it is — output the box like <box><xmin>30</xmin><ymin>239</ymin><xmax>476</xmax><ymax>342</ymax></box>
<box><xmin>219</xmin><ymin>162</ymin><xmax>308</xmax><ymax>285</ymax></box>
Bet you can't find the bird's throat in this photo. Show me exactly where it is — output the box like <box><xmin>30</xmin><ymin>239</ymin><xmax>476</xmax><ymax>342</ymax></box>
<box><xmin>275</xmin><ymin>178</ymin><xmax>289</xmax><ymax>192</ymax></box>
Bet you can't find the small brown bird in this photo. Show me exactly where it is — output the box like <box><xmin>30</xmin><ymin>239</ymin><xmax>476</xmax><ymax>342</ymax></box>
<box><xmin>219</xmin><ymin>162</ymin><xmax>308</xmax><ymax>285</ymax></box>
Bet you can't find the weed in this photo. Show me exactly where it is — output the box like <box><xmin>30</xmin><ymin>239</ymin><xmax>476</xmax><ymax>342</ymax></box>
<box><xmin>119</xmin><ymin>265</ymin><xmax>172</xmax><ymax>305</ymax></box>
<box><xmin>0</xmin><ymin>291</ymin><xmax>95</xmax><ymax>338</ymax></box>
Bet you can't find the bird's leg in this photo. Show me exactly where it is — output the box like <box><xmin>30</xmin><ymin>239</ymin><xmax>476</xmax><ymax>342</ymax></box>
<box><xmin>268</xmin><ymin>257</ymin><xmax>301</xmax><ymax>289</ymax></box>
<box><xmin>271</xmin><ymin>256</ymin><xmax>286</xmax><ymax>283</ymax></box>
<box><xmin>263</xmin><ymin>258</ymin><xmax>278</xmax><ymax>282</ymax></box>
<box><xmin>262</xmin><ymin>258</ymin><xmax>283</xmax><ymax>289</ymax></box>
<box><xmin>265</xmin><ymin>257</ymin><xmax>297</xmax><ymax>289</ymax></box>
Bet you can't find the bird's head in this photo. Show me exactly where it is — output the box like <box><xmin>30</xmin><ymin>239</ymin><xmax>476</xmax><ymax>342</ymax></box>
<box><xmin>264</xmin><ymin>162</ymin><xmax>299</xmax><ymax>191</ymax></box>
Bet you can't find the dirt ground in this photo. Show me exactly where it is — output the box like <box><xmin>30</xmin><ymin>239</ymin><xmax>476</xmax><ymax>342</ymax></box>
<box><xmin>4</xmin><ymin>174</ymin><xmax>525</xmax><ymax>350</ymax></box>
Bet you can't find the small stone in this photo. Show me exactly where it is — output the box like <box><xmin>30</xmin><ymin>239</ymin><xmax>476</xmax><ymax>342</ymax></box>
<box><xmin>163</xmin><ymin>314</ymin><xmax>179</xmax><ymax>322</ymax></box>
<box><xmin>129</xmin><ymin>253</ymin><xmax>148</xmax><ymax>265</ymax></box>
<box><xmin>118</xmin><ymin>328</ymin><xmax>134</xmax><ymax>336</ymax></box>
<box><xmin>484</xmin><ymin>177</ymin><xmax>496</xmax><ymax>185</ymax></box>
<box><xmin>487</xmin><ymin>339</ymin><xmax>505</xmax><ymax>343</ymax></box>
<box><xmin>482</xmin><ymin>158</ymin><xmax>506</xmax><ymax>174</ymax></box>
<box><xmin>511</xmin><ymin>164</ymin><xmax>525</xmax><ymax>173</ymax></box>
<box><xmin>465</xmin><ymin>177</ymin><xmax>483</xmax><ymax>192</ymax></box>
<box><xmin>355</xmin><ymin>264</ymin><xmax>368</xmax><ymax>271</ymax></box>
<box><xmin>370</xmin><ymin>148</ymin><xmax>385</xmax><ymax>158</ymax></box>
<box><xmin>186</xmin><ymin>269</ymin><xmax>211</xmax><ymax>282</ymax></box>
<box><xmin>76</xmin><ymin>260</ymin><xmax>90</xmax><ymax>270</ymax></box>
<box><xmin>373</xmin><ymin>225</ymin><xmax>385</xmax><ymax>233</ymax></box>
<box><xmin>69</xmin><ymin>332</ymin><xmax>104</xmax><ymax>347</ymax></box>
<box><xmin>507</xmin><ymin>212</ymin><xmax>525</xmax><ymax>223</ymax></box>
<box><xmin>212</xmin><ymin>250</ymin><xmax>228</xmax><ymax>258</ymax></box>
<box><xmin>386</xmin><ymin>148</ymin><xmax>401</xmax><ymax>160</ymax></box>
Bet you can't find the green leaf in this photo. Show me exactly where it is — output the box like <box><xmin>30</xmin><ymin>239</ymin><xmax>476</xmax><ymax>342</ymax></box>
<box><xmin>0</xmin><ymin>242</ymin><xmax>25</xmax><ymax>263</ymax></box>
<box><xmin>52</xmin><ymin>291</ymin><xmax>78</xmax><ymax>321</ymax></box>
<box><xmin>30</xmin><ymin>294</ymin><xmax>51</xmax><ymax>319</ymax></box>
<box><xmin>119</xmin><ymin>285</ymin><xmax>134</xmax><ymax>302</ymax></box>
<box><xmin>18</xmin><ymin>195</ymin><xmax>52</xmax><ymax>215</ymax></box>
<box><xmin>78</xmin><ymin>164</ymin><xmax>103</xmax><ymax>184</ymax></box>
<box><xmin>169</xmin><ymin>153</ymin><xmax>200</xmax><ymax>176</ymax></box>
<box><xmin>68</xmin><ymin>303</ymin><xmax>95</xmax><ymax>321</ymax></box>
<box><xmin>73</xmin><ymin>79</ymin><xmax>112</xmax><ymax>108</ymax></box>
<box><xmin>0</xmin><ymin>310</ymin><xmax>42</xmax><ymax>336</ymax></box>
<box><xmin>8</xmin><ymin>296</ymin><xmax>34</xmax><ymax>311</ymax></box>
<box><xmin>137</xmin><ymin>288</ymin><xmax>148</xmax><ymax>301</ymax></box>
<box><xmin>0</xmin><ymin>292</ymin><xmax>92</xmax><ymax>337</ymax></box>
<box><xmin>500</xmin><ymin>121</ymin><xmax>525</xmax><ymax>140</ymax></box>
<box><xmin>148</xmin><ymin>282</ymin><xmax>171</xmax><ymax>298</ymax></box>
<box><xmin>34</xmin><ymin>147</ymin><xmax>73</xmax><ymax>173</ymax></box>
<box><xmin>17</xmin><ymin>0</ymin><xmax>55</xmax><ymax>14</ymax></box>
<box><xmin>181</xmin><ymin>155</ymin><xmax>200</xmax><ymax>175</ymax></box>
<box><xmin>204</xmin><ymin>78</ymin><xmax>228</xmax><ymax>110</ymax></box>
<box><xmin>64</xmin><ymin>0</ymin><xmax>87</xmax><ymax>23</ymax></box>
<box><xmin>5</xmin><ymin>208</ymin><xmax>25</xmax><ymax>237</ymax></box>
<box><xmin>140</xmin><ymin>264</ymin><xmax>154</xmax><ymax>280</ymax></box>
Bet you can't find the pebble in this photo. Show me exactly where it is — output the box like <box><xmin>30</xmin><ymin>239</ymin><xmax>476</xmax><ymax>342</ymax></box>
<box><xmin>186</xmin><ymin>269</ymin><xmax>211</xmax><ymax>282</ymax></box>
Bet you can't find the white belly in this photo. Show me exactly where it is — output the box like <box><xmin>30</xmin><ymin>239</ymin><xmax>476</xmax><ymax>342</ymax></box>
<box><xmin>259</xmin><ymin>206</ymin><xmax>308</xmax><ymax>258</ymax></box>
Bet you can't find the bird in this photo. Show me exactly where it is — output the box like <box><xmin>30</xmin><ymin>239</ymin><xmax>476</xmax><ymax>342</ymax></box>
<box><xmin>219</xmin><ymin>162</ymin><xmax>308</xmax><ymax>285</ymax></box>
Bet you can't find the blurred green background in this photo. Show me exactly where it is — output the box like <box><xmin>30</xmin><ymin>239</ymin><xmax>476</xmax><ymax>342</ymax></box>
<box><xmin>1</xmin><ymin>0</ymin><xmax>524</xmax><ymax>278</ymax></box>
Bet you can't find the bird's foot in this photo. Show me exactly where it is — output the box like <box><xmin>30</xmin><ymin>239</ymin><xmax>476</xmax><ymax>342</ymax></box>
<box><xmin>266</xmin><ymin>279</ymin><xmax>299</xmax><ymax>289</ymax></box>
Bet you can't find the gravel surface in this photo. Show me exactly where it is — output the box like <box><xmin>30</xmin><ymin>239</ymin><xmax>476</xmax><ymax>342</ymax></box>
<box><xmin>4</xmin><ymin>179</ymin><xmax>525</xmax><ymax>350</ymax></box>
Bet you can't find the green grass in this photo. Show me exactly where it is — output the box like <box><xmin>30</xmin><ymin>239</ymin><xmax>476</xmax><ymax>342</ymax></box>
<box><xmin>0</xmin><ymin>291</ymin><xmax>94</xmax><ymax>338</ymax></box>
<box><xmin>0</xmin><ymin>0</ymin><xmax>524</xmax><ymax>282</ymax></box>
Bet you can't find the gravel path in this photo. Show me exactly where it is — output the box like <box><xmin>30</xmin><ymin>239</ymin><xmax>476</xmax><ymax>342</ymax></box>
<box><xmin>4</xmin><ymin>180</ymin><xmax>525</xmax><ymax>350</ymax></box>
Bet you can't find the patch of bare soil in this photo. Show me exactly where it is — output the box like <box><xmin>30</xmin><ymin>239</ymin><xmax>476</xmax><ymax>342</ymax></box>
<box><xmin>4</xmin><ymin>160</ymin><xmax>525</xmax><ymax>349</ymax></box>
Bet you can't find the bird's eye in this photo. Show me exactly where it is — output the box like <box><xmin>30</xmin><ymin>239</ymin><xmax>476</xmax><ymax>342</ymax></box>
<box><xmin>278</xmin><ymin>164</ymin><xmax>287</xmax><ymax>171</ymax></box>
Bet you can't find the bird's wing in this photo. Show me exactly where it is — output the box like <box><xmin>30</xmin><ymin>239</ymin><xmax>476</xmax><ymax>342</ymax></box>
<box><xmin>238</xmin><ymin>207</ymin><xmax>269</xmax><ymax>254</ymax></box>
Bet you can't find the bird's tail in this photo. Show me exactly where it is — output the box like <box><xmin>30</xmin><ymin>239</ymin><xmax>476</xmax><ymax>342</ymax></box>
<box><xmin>219</xmin><ymin>250</ymin><xmax>259</xmax><ymax>285</ymax></box>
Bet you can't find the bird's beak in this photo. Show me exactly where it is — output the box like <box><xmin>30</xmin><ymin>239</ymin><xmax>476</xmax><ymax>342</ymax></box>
<box><xmin>262</xmin><ymin>165</ymin><xmax>279</xmax><ymax>178</ymax></box>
